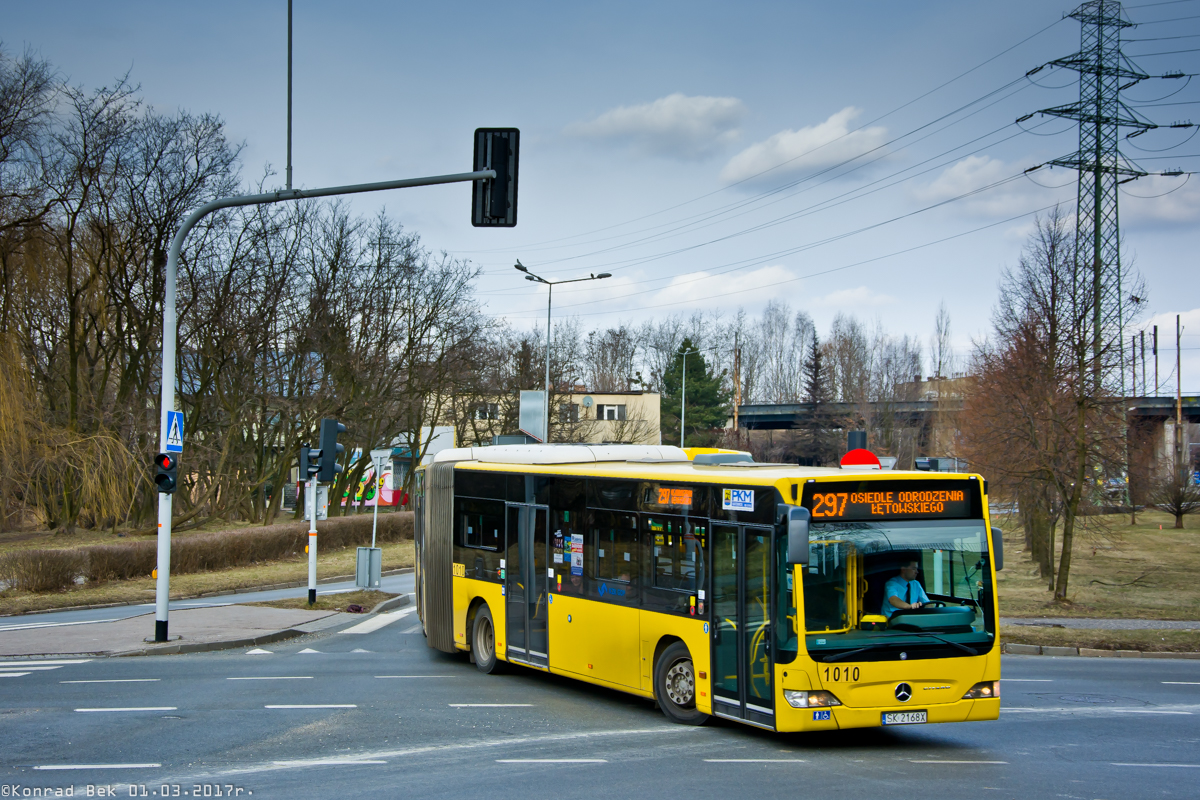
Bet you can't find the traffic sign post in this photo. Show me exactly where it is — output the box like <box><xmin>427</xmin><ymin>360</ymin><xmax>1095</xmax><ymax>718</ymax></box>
<box><xmin>307</xmin><ymin>477</ymin><xmax>318</xmax><ymax>605</ymax></box>
<box><xmin>152</xmin><ymin>139</ymin><xmax>514</xmax><ymax>641</ymax></box>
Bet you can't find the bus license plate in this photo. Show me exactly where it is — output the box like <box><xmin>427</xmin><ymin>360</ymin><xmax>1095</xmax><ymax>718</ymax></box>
<box><xmin>882</xmin><ymin>710</ymin><xmax>927</xmax><ymax>726</ymax></box>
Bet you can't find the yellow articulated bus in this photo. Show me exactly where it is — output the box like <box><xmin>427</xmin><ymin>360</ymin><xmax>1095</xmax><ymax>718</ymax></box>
<box><xmin>414</xmin><ymin>444</ymin><xmax>1001</xmax><ymax>732</ymax></box>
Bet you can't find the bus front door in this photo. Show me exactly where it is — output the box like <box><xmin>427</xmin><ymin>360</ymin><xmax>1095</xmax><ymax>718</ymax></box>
<box><xmin>711</xmin><ymin>523</ymin><xmax>775</xmax><ymax>729</ymax></box>
<box><xmin>505</xmin><ymin>503</ymin><xmax>550</xmax><ymax>668</ymax></box>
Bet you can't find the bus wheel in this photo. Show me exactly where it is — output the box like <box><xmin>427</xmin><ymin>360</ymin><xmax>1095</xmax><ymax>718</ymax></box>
<box><xmin>654</xmin><ymin>641</ymin><xmax>708</xmax><ymax>725</ymax></box>
<box><xmin>472</xmin><ymin>604</ymin><xmax>502</xmax><ymax>674</ymax></box>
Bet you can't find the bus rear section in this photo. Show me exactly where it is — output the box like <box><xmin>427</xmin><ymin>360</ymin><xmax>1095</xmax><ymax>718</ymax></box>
<box><xmin>768</xmin><ymin>476</ymin><xmax>1001</xmax><ymax>732</ymax></box>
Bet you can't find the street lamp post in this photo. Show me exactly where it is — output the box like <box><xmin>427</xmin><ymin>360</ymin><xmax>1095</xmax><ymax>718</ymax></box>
<box><xmin>514</xmin><ymin>261</ymin><xmax>611</xmax><ymax>442</ymax></box>
<box><xmin>678</xmin><ymin>346</ymin><xmax>718</xmax><ymax>448</ymax></box>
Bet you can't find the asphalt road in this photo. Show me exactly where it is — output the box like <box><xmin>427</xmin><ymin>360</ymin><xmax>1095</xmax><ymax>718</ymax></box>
<box><xmin>2</xmin><ymin>618</ymin><xmax>1199</xmax><ymax>800</ymax></box>
<box><xmin>0</xmin><ymin>573</ymin><xmax>417</xmax><ymax>630</ymax></box>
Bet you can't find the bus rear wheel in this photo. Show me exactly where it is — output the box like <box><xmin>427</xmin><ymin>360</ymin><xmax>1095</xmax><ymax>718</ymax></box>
<box><xmin>654</xmin><ymin>641</ymin><xmax>708</xmax><ymax>725</ymax></box>
<box><xmin>472</xmin><ymin>604</ymin><xmax>502</xmax><ymax>674</ymax></box>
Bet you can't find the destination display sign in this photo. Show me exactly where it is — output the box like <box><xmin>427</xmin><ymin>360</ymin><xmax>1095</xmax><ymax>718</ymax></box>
<box><xmin>802</xmin><ymin>479</ymin><xmax>980</xmax><ymax>521</ymax></box>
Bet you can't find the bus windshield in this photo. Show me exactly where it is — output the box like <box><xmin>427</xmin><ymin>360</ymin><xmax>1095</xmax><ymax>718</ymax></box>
<box><xmin>799</xmin><ymin>519</ymin><xmax>995</xmax><ymax>662</ymax></box>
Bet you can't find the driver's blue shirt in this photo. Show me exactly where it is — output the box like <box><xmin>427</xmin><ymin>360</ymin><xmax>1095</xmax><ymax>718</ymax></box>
<box><xmin>882</xmin><ymin>576</ymin><xmax>930</xmax><ymax>619</ymax></box>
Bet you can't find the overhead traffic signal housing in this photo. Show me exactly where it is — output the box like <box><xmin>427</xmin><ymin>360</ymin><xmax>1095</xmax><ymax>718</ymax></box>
<box><xmin>317</xmin><ymin>419</ymin><xmax>346</xmax><ymax>483</ymax></box>
<box><xmin>472</xmin><ymin>128</ymin><xmax>519</xmax><ymax>227</ymax></box>
<box><xmin>154</xmin><ymin>452</ymin><xmax>178</xmax><ymax>494</ymax></box>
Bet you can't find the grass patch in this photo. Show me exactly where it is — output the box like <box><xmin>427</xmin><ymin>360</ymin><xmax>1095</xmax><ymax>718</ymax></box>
<box><xmin>247</xmin><ymin>590</ymin><xmax>398</xmax><ymax>612</ymax></box>
<box><xmin>1002</xmin><ymin>624</ymin><xmax>1200</xmax><ymax>653</ymax></box>
<box><xmin>994</xmin><ymin>508</ymin><xmax>1200</xmax><ymax>620</ymax></box>
<box><xmin>0</xmin><ymin>540</ymin><xmax>413</xmax><ymax>615</ymax></box>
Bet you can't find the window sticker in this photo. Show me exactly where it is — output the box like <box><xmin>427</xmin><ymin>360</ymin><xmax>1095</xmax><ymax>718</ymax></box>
<box><xmin>723</xmin><ymin>488</ymin><xmax>754</xmax><ymax>511</ymax></box>
<box><xmin>570</xmin><ymin>533</ymin><xmax>584</xmax><ymax>576</ymax></box>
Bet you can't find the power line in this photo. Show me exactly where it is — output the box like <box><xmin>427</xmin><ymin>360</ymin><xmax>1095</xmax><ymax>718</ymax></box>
<box><xmin>452</xmin><ymin>15</ymin><xmax>1068</xmax><ymax>259</ymax></box>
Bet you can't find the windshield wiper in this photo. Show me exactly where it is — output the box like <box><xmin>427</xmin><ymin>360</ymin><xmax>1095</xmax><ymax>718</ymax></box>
<box><xmin>821</xmin><ymin>644</ymin><xmax>889</xmax><ymax>663</ymax></box>
<box><xmin>911</xmin><ymin>632</ymin><xmax>978</xmax><ymax>656</ymax></box>
<box><xmin>819</xmin><ymin>633</ymin><xmax>978</xmax><ymax>663</ymax></box>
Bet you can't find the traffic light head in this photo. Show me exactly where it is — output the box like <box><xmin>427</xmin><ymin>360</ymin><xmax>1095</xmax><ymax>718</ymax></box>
<box><xmin>154</xmin><ymin>452</ymin><xmax>178</xmax><ymax>494</ymax></box>
<box><xmin>317</xmin><ymin>419</ymin><xmax>347</xmax><ymax>483</ymax></box>
<box><xmin>300</xmin><ymin>446</ymin><xmax>321</xmax><ymax>481</ymax></box>
<box><xmin>472</xmin><ymin>128</ymin><xmax>519</xmax><ymax>227</ymax></box>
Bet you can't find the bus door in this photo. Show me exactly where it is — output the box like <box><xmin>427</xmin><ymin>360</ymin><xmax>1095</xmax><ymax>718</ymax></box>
<box><xmin>505</xmin><ymin>503</ymin><xmax>550</xmax><ymax>668</ymax></box>
<box><xmin>710</xmin><ymin>523</ymin><xmax>775</xmax><ymax>728</ymax></box>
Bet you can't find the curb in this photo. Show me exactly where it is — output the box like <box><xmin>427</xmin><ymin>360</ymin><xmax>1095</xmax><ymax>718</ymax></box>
<box><xmin>111</xmin><ymin>594</ymin><xmax>414</xmax><ymax>658</ymax></box>
<box><xmin>369</xmin><ymin>593</ymin><xmax>411</xmax><ymax>614</ymax></box>
<box><xmin>1002</xmin><ymin>642</ymin><xmax>1200</xmax><ymax>659</ymax></box>
<box><xmin>0</xmin><ymin>567</ymin><xmax>414</xmax><ymax>618</ymax></box>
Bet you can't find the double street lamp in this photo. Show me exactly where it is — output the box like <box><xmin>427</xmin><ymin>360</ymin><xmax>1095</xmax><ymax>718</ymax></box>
<box><xmin>514</xmin><ymin>260</ymin><xmax>611</xmax><ymax>442</ymax></box>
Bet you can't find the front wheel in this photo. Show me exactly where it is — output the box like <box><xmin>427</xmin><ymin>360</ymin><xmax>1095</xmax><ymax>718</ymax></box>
<box><xmin>472</xmin><ymin>604</ymin><xmax>502</xmax><ymax>674</ymax></box>
<box><xmin>653</xmin><ymin>641</ymin><xmax>708</xmax><ymax>725</ymax></box>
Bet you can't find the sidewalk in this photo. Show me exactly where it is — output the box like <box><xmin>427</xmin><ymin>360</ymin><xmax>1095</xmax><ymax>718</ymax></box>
<box><xmin>0</xmin><ymin>604</ymin><xmax>357</xmax><ymax>658</ymax></box>
<box><xmin>1001</xmin><ymin>617</ymin><xmax>1200</xmax><ymax>630</ymax></box>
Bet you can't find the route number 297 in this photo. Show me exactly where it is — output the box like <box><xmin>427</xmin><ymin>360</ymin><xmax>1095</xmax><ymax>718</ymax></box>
<box><xmin>811</xmin><ymin>493</ymin><xmax>849</xmax><ymax>518</ymax></box>
<box><xmin>824</xmin><ymin>666</ymin><xmax>860</xmax><ymax>682</ymax></box>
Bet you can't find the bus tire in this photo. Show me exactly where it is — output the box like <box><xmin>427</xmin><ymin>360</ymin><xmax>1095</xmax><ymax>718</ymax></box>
<box><xmin>654</xmin><ymin>641</ymin><xmax>708</xmax><ymax>725</ymax></box>
<box><xmin>472</xmin><ymin>604</ymin><xmax>502</xmax><ymax>674</ymax></box>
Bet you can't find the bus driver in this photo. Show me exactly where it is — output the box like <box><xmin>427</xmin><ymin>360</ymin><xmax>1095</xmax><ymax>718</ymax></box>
<box><xmin>883</xmin><ymin>559</ymin><xmax>930</xmax><ymax>618</ymax></box>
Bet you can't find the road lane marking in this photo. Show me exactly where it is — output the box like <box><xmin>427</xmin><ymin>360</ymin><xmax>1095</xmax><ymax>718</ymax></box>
<box><xmin>497</xmin><ymin>758</ymin><xmax>608</xmax><ymax>765</ymax></box>
<box><xmin>0</xmin><ymin>665</ymin><xmax>65</xmax><ymax>671</ymax></box>
<box><xmin>228</xmin><ymin>676</ymin><xmax>313</xmax><ymax>680</ymax></box>
<box><xmin>297</xmin><ymin>648</ymin><xmax>322</xmax><ymax>654</ymax></box>
<box><xmin>0</xmin><ymin>672</ymin><xmax>30</xmax><ymax>677</ymax></box>
<box><xmin>375</xmin><ymin>675</ymin><xmax>456</xmax><ymax>679</ymax></box>
<box><xmin>1112</xmin><ymin>763</ymin><xmax>1200</xmax><ymax>768</ymax></box>
<box><xmin>1003</xmin><ymin>707</ymin><xmax>1194</xmax><ymax>715</ymax></box>
<box><xmin>245</xmin><ymin>649</ymin><xmax>273</xmax><ymax>655</ymax></box>
<box><xmin>272</xmin><ymin>759</ymin><xmax>387</xmax><ymax>766</ymax></box>
<box><xmin>0</xmin><ymin>659</ymin><xmax>92</xmax><ymax>666</ymax></box>
<box><xmin>910</xmin><ymin>760</ymin><xmax>1008</xmax><ymax>764</ymax></box>
<box><xmin>1001</xmin><ymin>679</ymin><xmax>1053</xmax><ymax>682</ymax></box>
<box><xmin>1110</xmin><ymin>709</ymin><xmax>1193</xmax><ymax>715</ymax></box>
<box><xmin>158</xmin><ymin>726</ymin><xmax>697</xmax><ymax>779</ymax></box>
<box><xmin>264</xmin><ymin>704</ymin><xmax>357</xmax><ymax>709</ymax></box>
<box><xmin>62</xmin><ymin>679</ymin><xmax>160</xmax><ymax>684</ymax></box>
<box><xmin>700</xmin><ymin>762</ymin><xmax>806</xmax><ymax>767</ymax></box>
<box><xmin>449</xmin><ymin>703</ymin><xmax>533</xmax><ymax>708</ymax></box>
<box><xmin>1163</xmin><ymin>681</ymin><xmax>1200</xmax><ymax>685</ymax></box>
<box><xmin>75</xmin><ymin>707</ymin><xmax>176</xmax><ymax>712</ymax></box>
<box><xmin>0</xmin><ymin>619</ymin><xmax>118</xmax><ymax>632</ymax></box>
<box><xmin>34</xmin><ymin>764</ymin><xmax>161</xmax><ymax>770</ymax></box>
<box><xmin>338</xmin><ymin>608</ymin><xmax>416</xmax><ymax>635</ymax></box>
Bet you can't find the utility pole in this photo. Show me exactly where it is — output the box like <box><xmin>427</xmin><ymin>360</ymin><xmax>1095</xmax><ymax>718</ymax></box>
<box><xmin>733</xmin><ymin>332</ymin><xmax>741</xmax><ymax>435</ymax></box>
<box><xmin>1140</xmin><ymin>329</ymin><xmax>1146</xmax><ymax>396</ymax></box>
<box><xmin>1154</xmin><ymin>325</ymin><xmax>1159</xmax><ymax>395</ymax></box>
<box><xmin>286</xmin><ymin>0</ymin><xmax>293</xmax><ymax>191</ymax></box>
<box><xmin>1177</xmin><ymin>315</ymin><xmax>1184</xmax><ymax>482</ymax></box>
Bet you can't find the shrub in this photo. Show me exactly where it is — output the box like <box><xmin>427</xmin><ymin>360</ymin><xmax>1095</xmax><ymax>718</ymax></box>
<box><xmin>0</xmin><ymin>548</ymin><xmax>84</xmax><ymax>592</ymax></box>
<box><xmin>77</xmin><ymin>511</ymin><xmax>414</xmax><ymax>585</ymax></box>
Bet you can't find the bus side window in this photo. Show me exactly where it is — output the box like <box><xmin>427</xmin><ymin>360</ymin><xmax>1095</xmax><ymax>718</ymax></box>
<box><xmin>592</xmin><ymin>510</ymin><xmax>637</xmax><ymax>584</ymax></box>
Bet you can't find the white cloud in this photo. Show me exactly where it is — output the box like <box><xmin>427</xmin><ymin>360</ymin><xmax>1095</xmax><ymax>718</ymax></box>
<box><xmin>814</xmin><ymin>285</ymin><xmax>895</xmax><ymax>309</ymax></box>
<box><xmin>1121</xmin><ymin>174</ymin><xmax>1200</xmax><ymax>226</ymax></box>
<box><xmin>719</xmin><ymin>107</ymin><xmax>888</xmax><ymax>185</ymax></box>
<box><xmin>649</xmin><ymin>264</ymin><xmax>795</xmax><ymax>308</ymax></box>
<box><xmin>911</xmin><ymin>155</ymin><xmax>1067</xmax><ymax>219</ymax></box>
<box><xmin>566</xmin><ymin>93</ymin><xmax>745</xmax><ymax>160</ymax></box>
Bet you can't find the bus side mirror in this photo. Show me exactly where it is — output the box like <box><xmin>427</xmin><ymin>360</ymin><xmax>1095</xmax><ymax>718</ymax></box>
<box><xmin>786</xmin><ymin>507</ymin><xmax>811</xmax><ymax>566</ymax></box>
<box><xmin>991</xmin><ymin>527</ymin><xmax>1004</xmax><ymax>571</ymax></box>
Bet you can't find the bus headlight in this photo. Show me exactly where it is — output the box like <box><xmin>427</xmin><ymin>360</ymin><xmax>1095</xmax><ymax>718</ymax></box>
<box><xmin>962</xmin><ymin>681</ymin><xmax>1000</xmax><ymax>699</ymax></box>
<box><xmin>784</xmin><ymin>690</ymin><xmax>842</xmax><ymax>708</ymax></box>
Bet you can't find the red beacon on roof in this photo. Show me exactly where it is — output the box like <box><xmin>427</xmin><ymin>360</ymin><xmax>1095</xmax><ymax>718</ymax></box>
<box><xmin>840</xmin><ymin>448</ymin><xmax>882</xmax><ymax>470</ymax></box>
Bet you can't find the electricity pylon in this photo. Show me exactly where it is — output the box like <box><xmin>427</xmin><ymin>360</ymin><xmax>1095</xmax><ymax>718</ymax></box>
<box><xmin>1035</xmin><ymin>0</ymin><xmax>1153</xmax><ymax>389</ymax></box>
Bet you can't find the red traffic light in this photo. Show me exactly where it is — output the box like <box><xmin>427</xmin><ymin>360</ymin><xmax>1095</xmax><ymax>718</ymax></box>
<box><xmin>156</xmin><ymin>453</ymin><xmax>176</xmax><ymax>470</ymax></box>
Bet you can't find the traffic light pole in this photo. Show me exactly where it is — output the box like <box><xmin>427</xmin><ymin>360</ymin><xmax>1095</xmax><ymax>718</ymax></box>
<box><xmin>152</xmin><ymin>168</ymin><xmax>495</xmax><ymax>642</ymax></box>
<box><xmin>308</xmin><ymin>479</ymin><xmax>318</xmax><ymax>605</ymax></box>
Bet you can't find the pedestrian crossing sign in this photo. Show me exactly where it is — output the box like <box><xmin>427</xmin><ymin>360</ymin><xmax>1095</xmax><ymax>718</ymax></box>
<box><xmin>166</xmin><ymin>410</ymin><xmax>184</xmax><ymax>453</ymax></box>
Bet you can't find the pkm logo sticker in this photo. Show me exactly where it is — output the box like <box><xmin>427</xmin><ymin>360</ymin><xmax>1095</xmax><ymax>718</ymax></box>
<box><xmin>722</xmin><ymin>488</ymin><xmax>754</xmax><ymax>511</ymax></box>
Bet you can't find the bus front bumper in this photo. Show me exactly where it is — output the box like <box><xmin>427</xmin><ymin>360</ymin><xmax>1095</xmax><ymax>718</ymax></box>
<box><xmin>775</xmin><ymin>697</ymin><xmax>1000</xmax><ymax>732</ymax></box>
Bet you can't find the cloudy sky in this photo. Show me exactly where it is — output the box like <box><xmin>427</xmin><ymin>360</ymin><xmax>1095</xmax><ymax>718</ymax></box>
<box><xmin>8</xmin><ymin>0</ymin><xmax>1200</xmax><ymax>389</ymax></box>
